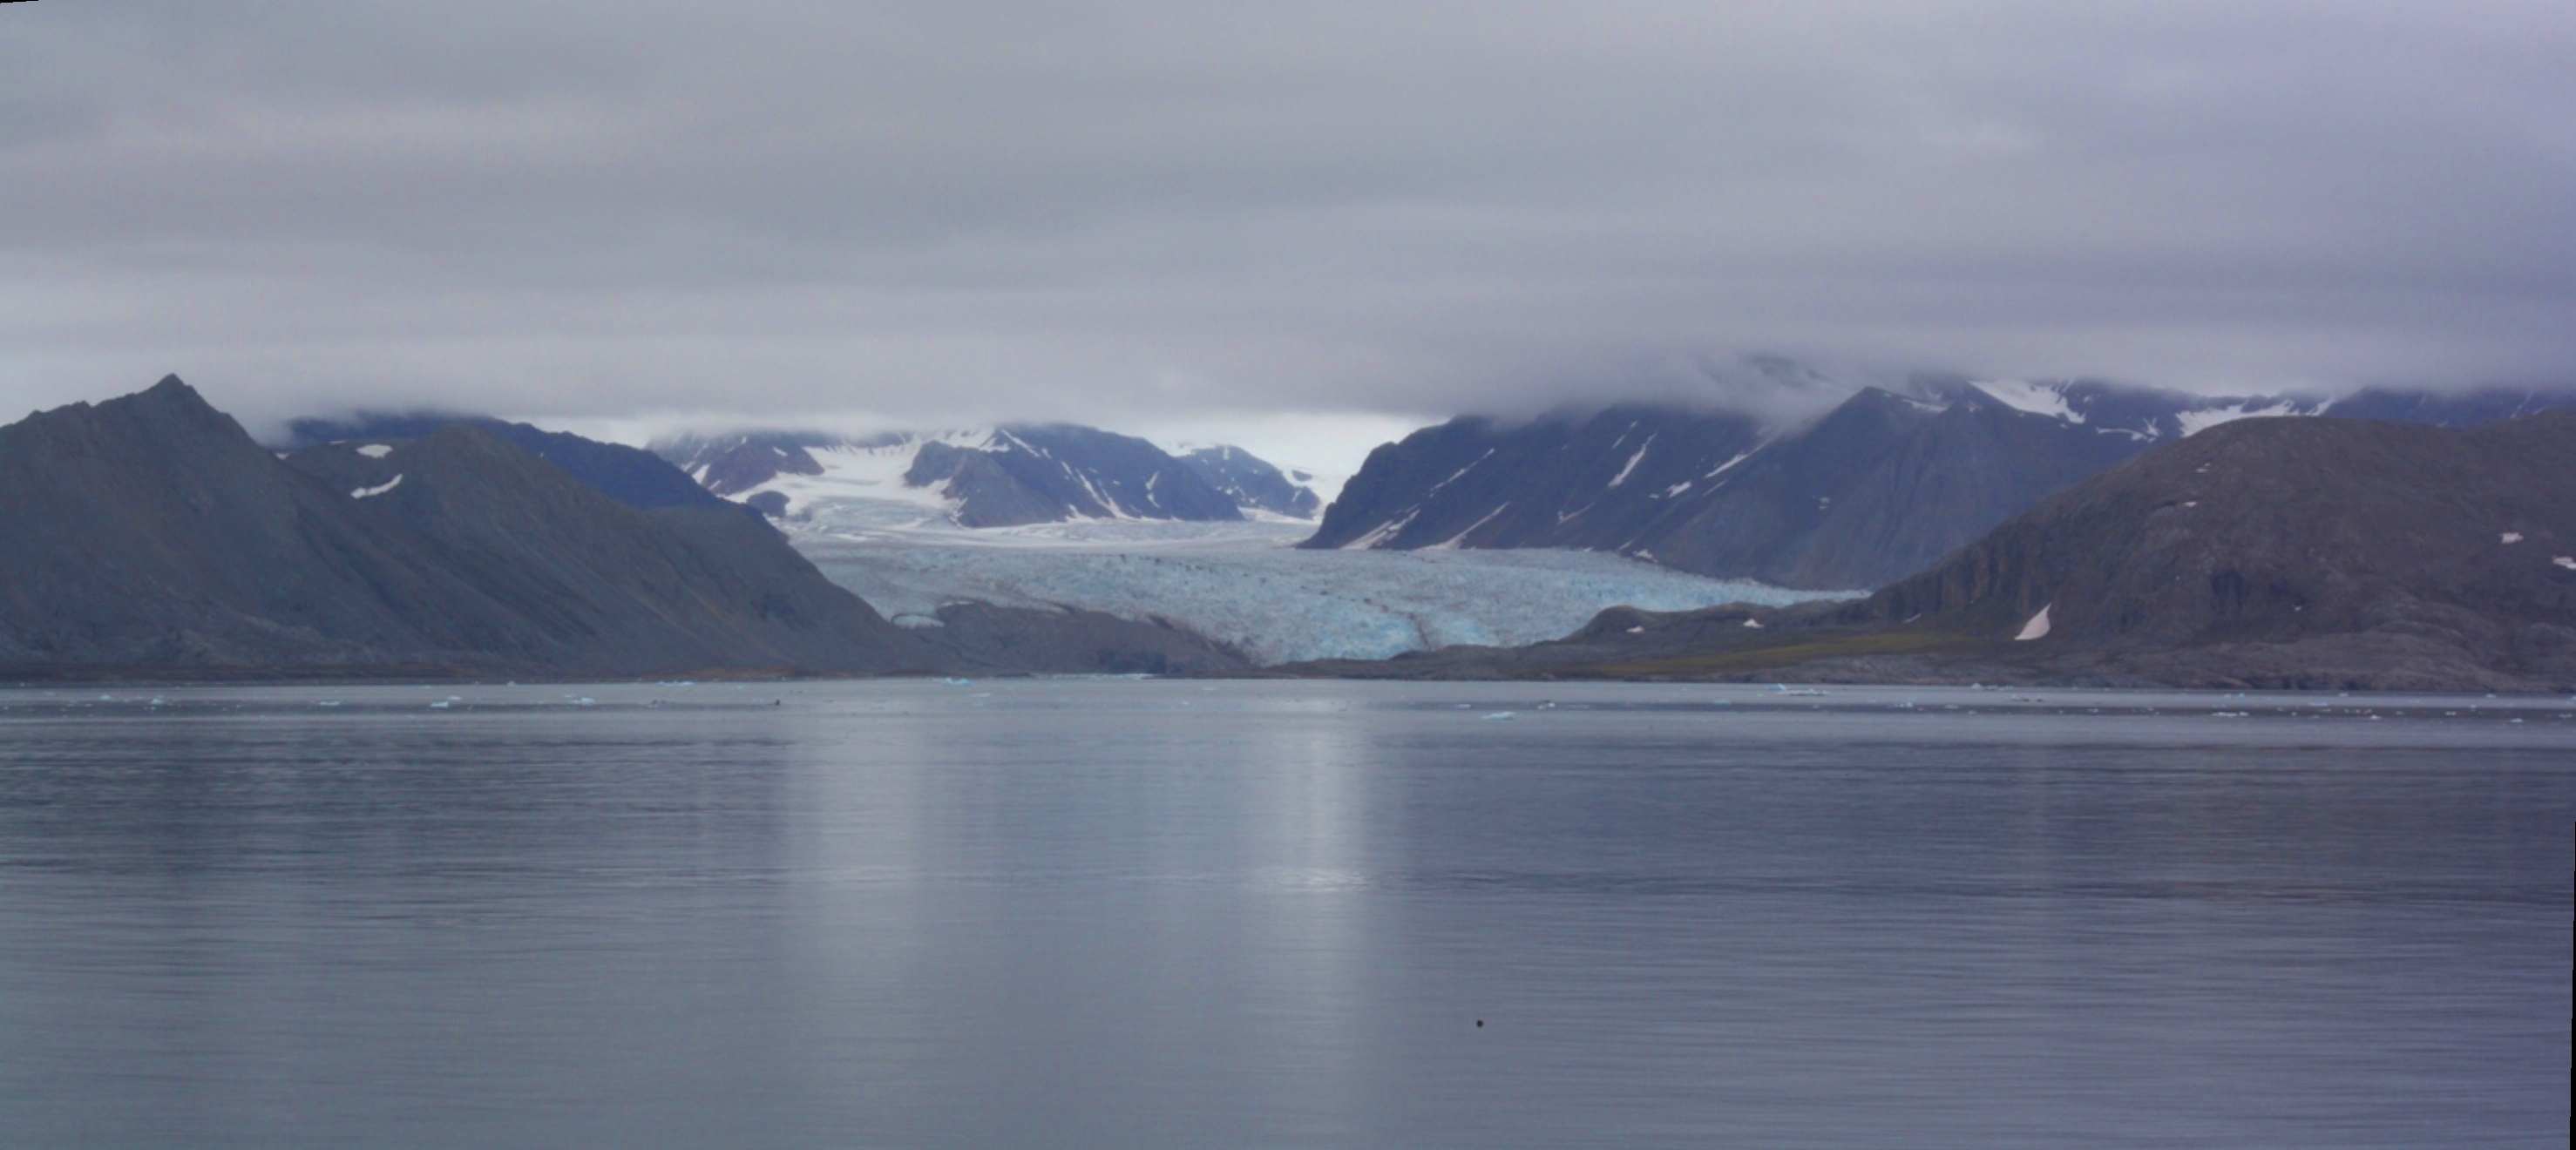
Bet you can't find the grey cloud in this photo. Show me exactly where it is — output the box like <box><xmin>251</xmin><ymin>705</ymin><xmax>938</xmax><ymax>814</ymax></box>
<box><xmin>2</xmin><ymin>0</ymin><xmax>2570</xmax><ymax>430</ymax></box>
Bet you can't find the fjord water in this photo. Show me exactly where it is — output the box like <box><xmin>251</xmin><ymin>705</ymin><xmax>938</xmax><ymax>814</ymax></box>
<box><xmin>1</xmin><ymin>682</ymin><xmax>2567</xmax><ymax>1148</ymax></box>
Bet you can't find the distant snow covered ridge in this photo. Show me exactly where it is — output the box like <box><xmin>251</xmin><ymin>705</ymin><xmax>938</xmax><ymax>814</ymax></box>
<box><xmin>1942</xmin><ymin>379</ymin><xmax>2328</xmax><ymax>442</ymax></box>
<box><xmin>785</xmin><ymin>519</ymin><xmax>1849</xmax><ymax>665</ymax></box>
<box><xmin>652</xmin><ymin>425</ymin><xmax>1324</xmax><ymax>528</ymax></box>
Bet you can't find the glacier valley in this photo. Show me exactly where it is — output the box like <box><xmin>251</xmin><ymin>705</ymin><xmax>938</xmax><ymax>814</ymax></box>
<box><xmin>783</xmin><ymin>511</ymin><xmax>1849</xmax><ymax>665</ymax></box>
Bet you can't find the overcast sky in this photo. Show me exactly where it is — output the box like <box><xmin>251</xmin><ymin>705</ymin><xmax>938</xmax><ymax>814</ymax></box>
<box><xmin>3</xmin><ymin>0</ymin><xmax>2571</xmax><ymax>463</ymax></box>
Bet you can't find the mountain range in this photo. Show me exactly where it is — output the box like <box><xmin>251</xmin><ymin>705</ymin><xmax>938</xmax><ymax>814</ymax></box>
<box><xmin>1305</xmin><ymin>381</ymin><xmax>2576</xmax><ymax>590</ymax></box>
<box><xmin>1291</xmin><ymin>410</ymin><xmax>2576</xmax><ymax>692</ymax></box>
<box><xmin>0</xmin><ymin>380</ymin><xmax>1248</xmax><ymax>679</ymax></box>
<box><xmin>653</xmin><ymin>426</ymin><xmax>1319</xmax><ymax>526</ymax></box>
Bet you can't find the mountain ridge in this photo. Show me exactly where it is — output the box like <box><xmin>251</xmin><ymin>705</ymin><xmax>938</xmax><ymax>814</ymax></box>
<box><xmin>1304</xmin><ymin>379</ymin><xmax>2576</xmax><ymax>590</ymax></box>
<box><xmin>1282</xmin><ymin>410</ymin><xmax>2576</xmax><ymax>692</ymax></box>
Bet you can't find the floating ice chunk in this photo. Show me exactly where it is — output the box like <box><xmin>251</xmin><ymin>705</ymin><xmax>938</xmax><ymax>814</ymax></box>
<box><xmin>351</xmin><ymin>474</ymin><xmax>403</xmax><ymax>498</ymax></box>
<box><xmin>1743</xmin><ymin>619</ymin><xmax>1763</xmax><ymax>628</ymax></box>
<box><xmin>2554</xmin><ymin>557</ymin><xmax>2576</xmax><ymax>571</ymax></box>
<box><xmin>356</xmin><ymin>443</ymin><xmax>393</xmax><ymax>459</ymax></box>
<box><xmin>2501</xmin><ymin>532</ymin><xmax>2524</xmax><ymax>545</ymax></box>
<box><xmin>1481</xmin><ymin>711</ymin><xmax>1516</xmax><ymax>720</ymax></box>
<box><xmin>2014</xmin><ymin>605</ymin><xmax>2053</xmax><ymax>641</ymax></box>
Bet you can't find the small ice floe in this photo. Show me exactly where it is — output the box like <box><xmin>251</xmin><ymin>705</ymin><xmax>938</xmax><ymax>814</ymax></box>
<box><xmin>1626</xmin><ymin>626</ymin><xmax>1645</xmax><ymax>634</ymax></box>
<box><xmin>429</xmin><ymin>701</ymin><xmax>450</xmax><ymax>709</ymax></box>
<box><xmin>2554</xmin><ymin>557</ymin><xmax>2576</xmax><ymax>571</ymax></box>
<box><xmin>2014</xmin><ymin>605</ymin><xmax>2053</xmax><ymax>642</ymax></box>
<box><xmin>574</xmin><ymin>697</ymin><xmax>596</xmax><ymax>706</ymax></box>
<box><xmin>356</xmin><ymin>443</ymin><xmax>394</xmax><ymax>459</ymax></box>
<box><xmin>1481</xmin><ymin>711</ymin><xmax>1517</xmax><ymax>721</ymax></box>
<box><xmin>1771</xmin><ymin>685</ymin><xmax>1827</xmax><ymax>696</ymax></box>
<box><xmin>317</xmin><ymin>700</ymin><xmax>341</xmax><ymax>707</ymax></box>
<box><xmin>350</xmin><ymin>474</ymin><xmax>403</xmax><ymax>499</ymax></box>
<box><xmin>1742</xmin><ymin>619</ymin><xmax>1763</xmax><ymax>629</ymax></box>
<box><xmin>939</xmin><ymin>678</ymin><xmax>973</xmax><ymax>687</ymax></box>
<box><xmin>2182</xmin><ymin>501</ymin><xmax>2199</xmax><ymax>509</ymax></box>
<box><xmin>2500</xmin><ymin>531</ymin><xmax>2524</xmax><ymax>545</ymax></box>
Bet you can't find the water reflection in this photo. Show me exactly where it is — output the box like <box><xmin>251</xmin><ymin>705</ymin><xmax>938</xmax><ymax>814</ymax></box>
<box><xmin>0</xmin><ymin>680</ymin><xmax>2567</xmax><ymax>1148</ymax></box>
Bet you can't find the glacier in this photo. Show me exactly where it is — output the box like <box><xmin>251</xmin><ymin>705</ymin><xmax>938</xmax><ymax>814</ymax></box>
<box><xmin>786</xmin><ymin>517</ymin><xmax>1853</xmax><ymax>665</ymax></box>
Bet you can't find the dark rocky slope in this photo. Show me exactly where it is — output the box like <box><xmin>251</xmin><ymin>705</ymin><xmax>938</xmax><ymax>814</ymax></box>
<box><xmin>0</xmin><ymin>378</ymin><xmax>948</xmax><ymax>677</ymax></box>
<box><xmin>1304</xmin><ymin>381</ymin><xmax>2576</xmax><ymax>592</ymax></box>
<box><xmin>1290</xmin><ymin>413</ymin><xmax>2576</xmax><ymax>692</ymax></box>
<box><xmin>1178</xmin><ymin>446</ymin><xmax>1322</xmax><ymax>518</ymax></box>
<box><xmin>1303</xmin><ymin>391</ymin><xmax>2135</xmax><ymax>589</ymax></box>
<box><xmin>904</xmin><ymin>425</ymin><xmax>1241</xmax><ymax>527</ymax></box>
<box><xmin>3</xmin><ymin>379</ymin><xmax>1254</xmax><ymax>680</ymax></box>
<box><xmin>282</xmin><ymin>411</ymin><xmax>742</xmax><ymax>513</ymax></box>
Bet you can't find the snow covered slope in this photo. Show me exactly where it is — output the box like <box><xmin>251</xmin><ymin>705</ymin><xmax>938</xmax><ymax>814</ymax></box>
<box><xmin>785</xmin><ymin>518</ymin><xmax>1847</xmax><ymax>665</ymax></box>
<box><xmin>655</xmin><ymin>426</ymin><xmax>1319</xmax><ymax>528</ymax></box>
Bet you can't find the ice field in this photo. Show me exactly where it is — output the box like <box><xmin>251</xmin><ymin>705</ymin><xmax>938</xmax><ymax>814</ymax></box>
<box><xmin>785</xmin><ymin>514</ymin><xmax>1850</xmax><ymax>665</ymax></box>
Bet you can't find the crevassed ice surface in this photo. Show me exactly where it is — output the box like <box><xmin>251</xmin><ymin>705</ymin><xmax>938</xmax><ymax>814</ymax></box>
<box><xmin>785</xmin><ymin>517</ymin><xmax>1847</xmax><ymax>663</ymax></box>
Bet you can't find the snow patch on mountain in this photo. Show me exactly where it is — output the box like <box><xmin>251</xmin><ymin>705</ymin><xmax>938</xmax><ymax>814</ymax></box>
<box><xmin>1608</xmin><ymin>435</ymin><xmax>1655</xmax><ymax>487</ymax></box>
<box><xmin>1972</xmin><ymin>380</ymin><xmax>2083</xmax><ymax>423</ymax></box>
<box><xmin>2174</xmin><ymin>399</ymin><xmax>2319</xmax><ymax>437</ymax></box>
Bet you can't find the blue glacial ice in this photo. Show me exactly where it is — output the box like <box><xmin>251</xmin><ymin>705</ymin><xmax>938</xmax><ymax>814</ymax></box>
<box><xmin>787</xmin><ymin>518</ymin><xmax>1853</xmax><ymax>665</ymax></box>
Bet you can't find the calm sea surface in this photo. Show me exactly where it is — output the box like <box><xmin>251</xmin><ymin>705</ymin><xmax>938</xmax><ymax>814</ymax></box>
<box><xmin>1</xmin><ymin>680</ymin><xmax>2568</xmax><ymax>1148</ymax></box>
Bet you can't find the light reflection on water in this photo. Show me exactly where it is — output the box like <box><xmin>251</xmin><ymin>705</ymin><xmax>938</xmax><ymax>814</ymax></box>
<box><xmin>1</xmin><ymin>680</ymin><xmax>2569</xmax><ymax>1148</ymax></box>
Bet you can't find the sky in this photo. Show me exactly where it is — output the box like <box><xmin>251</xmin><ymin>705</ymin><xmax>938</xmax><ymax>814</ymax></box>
<box><xmin>3</xmin><ymin>0</ymin><xmax>2571</xmax><ymax>469</ymax></box>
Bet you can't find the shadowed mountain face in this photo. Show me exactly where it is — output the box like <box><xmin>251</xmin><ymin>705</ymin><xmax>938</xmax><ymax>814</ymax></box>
<box><xmin>904</xmin><ymin>425</ymin><xmax>1242</xmax><ymax>526</ymax></box>
<box><xmin>1305</xmin><ymin>382</ymin><xmax>2576</xmax><ymax>592</ymax></box>
<box><xmin>1852</xmin><ymin>412</ymin><xmax>2576</xmax><ymax>687</ymax></box>
<box><xmin>1302</xmin><ymin>392</ymin><xmax>2133</xmax><ymax>589</ymax></box>
<box><xmin>1298</xmin><ymin>412</ymin><xmax>2576</xmax><ymax>692</ymax></box>
<box><xmin>1178</xmin><ymin>446</ymin><xmax>1321</xmax><ymax>518</ymax></box>
<box><xmin>283</xmin><ymin>412</ymin><xmax>742</xmax><ymax>514</ymax></box>
<box><xmin>0</xmin><ymin>379</ymin><xmax>946</xmax><ymax>676</ymax></box>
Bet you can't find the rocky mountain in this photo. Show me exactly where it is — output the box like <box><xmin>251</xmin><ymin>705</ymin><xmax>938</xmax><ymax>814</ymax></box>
<box><xmin>282</xmin><ymin>411</ymin><xmax>742</xmax><ymax>514</ymax></box>
<box><xmin>3</xmin><ymin>380</ymin><xmax>1278</xmax><ymax>680</ymax></box>
<box><xmin>1305</xmin><ymin>380</ymin><xmax>2576</xmax><ymax>591</ymax></box>
<box><xmin>1177</xmin><ymin>446</ymin><xmax>1322</xmax><ymax>518</ymax></box>
<box><xmin>1298</xmin><ymin>411</ymin><xmax>2576</xmax><ymax>692</ymax></box>
<box><xmin>654</xmin><ymin>425</ymin><xmax>1309</xmax><ymax>527</ymax></box>
<box><xmin>0</xmin><ymin>378</ymin><xmax>962</xmax><ymax>678</ymax></box>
